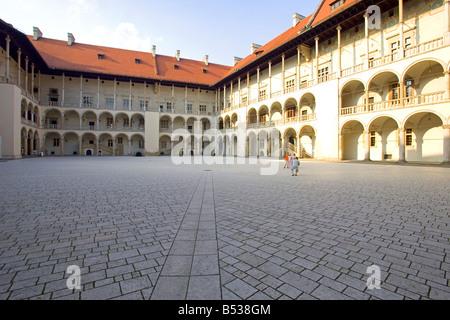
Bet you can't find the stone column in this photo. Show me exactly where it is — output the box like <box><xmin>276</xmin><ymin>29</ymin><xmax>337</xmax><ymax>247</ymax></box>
<box><xmin>443</xmin><ymin>125</ymin><xmax>450</xmax><ymax>163</ymax></box>
<box><xmin>364</xmin><ymin>131</ymin><xmax>371</xmax><ymax>161</ymax></box>
<box><xmin>398</xmin><ymin>128</ymin><xmax>406</xmax><ymax>162</ymax></box>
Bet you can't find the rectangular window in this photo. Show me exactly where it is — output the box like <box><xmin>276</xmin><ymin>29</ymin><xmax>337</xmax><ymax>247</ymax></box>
<box><xmin>405</xmin><ymin>80</ymin><xmax>414</xmax><ymax>98</ymax></box>
<box><xmin>259</xmin><ymin>89</ymin><xmax>266</xmax><ymax>101</ymax></box>
<box><xmin>106</xmin><ymin>117</ymin><xmax>113</xmax><ymax>127</ymax></box>
<box><xmin>241</xmin><ymin>95</ymin><xmax>248</xmax><ymax>105</ymax></box>
<box><xmin>406</xmin><ymin>129</ymin><xmax>413</xmax><ymax>146</ymax></box>
<box><xmin>106</xmin><ymin>98</ymin><xmax>114</xmax><ymax>108</ymax></box>
<box><xmin>318</xmin><ymin>67</ymin><xmax>329</xmax><ymax>83</ymax></box>
<box><xmin>118</xmin><ymin>137</ymin><xmax>123</xmax><ymax>145</ymax></box>
<box><xmin>199</xmin><ymin>105</ymin><xmax>207</xmax><ymax>113</ymax></box>
<box><xmin>140</xmin><ymin>100</ymin><xmax>149</xmax><ymax>111</ymax></box>
<box><xmin>391</xmin><ymin>83</ymin><xmax>400</xmax><ymax>100</ymax></box>
<box><xmin>167</xmin><ymin>102</ymin><xmax>172</xmax><ymax>110</ymax></box>
<box><xmin>187</xmin><ymin>104</ymin><xmax>193</xmax><ymax>113</ymax></box>
<box><xmin>108</xmin><ymin>139</ymin><xmax>114</xmax><ymax>147</ymax></box>
<box><xmin>83</xmin><ymin>96</ymin><xmax>93</xmax><ymax>108</ymax></box>
<box><xmin>123</xmin><ymin>99</ymin><xmax>130</xmax><ymax>108</ymax></box>
<box><xmin>285</xmin><ymin>78</ymin><xmax>296</xmax><ymax>92</ymax></box>
<box><xmin>161</xmin><ymin>141</ymin><xmax>167</xmax><ymax>149</ymax></box>
<box><xmin>330</xmin><ymin>0</ymin><xmax>345</xmax><ymax>11</ymax></box>
<box><xmin>160</xmin><ymin>120</ymin><xmax>169</xmax><ymax>128</ymax></box>
<box><xmin>123</xmin><ymin>118</ymin><xmax>129</xmax><ymax>127</ymax></box>
<box><xmin>370</xmin><ymin>131</ymin><xmax>376</xmax><ymax>147</ymax></box>
<box><xmin>139</xmin><ymin>140</ymin><xmax>144</xmax><ymax>149</ymax></box>
<box><xmin>286</xmin><ymin>108</ymin><xmax>296</xmax><ymax>118</ymax></box>
<box><xmin>53</xmin><ymin>138</ymin><xmax>60</xmax><ymax>147</ymax></box>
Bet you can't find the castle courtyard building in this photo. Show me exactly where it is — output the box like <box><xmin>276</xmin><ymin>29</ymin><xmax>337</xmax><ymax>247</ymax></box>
<box><xmin>1</xmin><ymin>0</ymin><xmax>449</xmax><ymax>164</ymax></box>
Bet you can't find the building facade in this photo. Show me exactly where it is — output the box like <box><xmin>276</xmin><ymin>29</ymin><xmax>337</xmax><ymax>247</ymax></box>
<box><xmin>1</xmin><ymin>0</ymin><xmax>449</xmax><ymax>164</ymax></box>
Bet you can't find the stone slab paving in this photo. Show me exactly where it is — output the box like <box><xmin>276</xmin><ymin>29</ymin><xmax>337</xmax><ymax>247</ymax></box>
<box><xmin>0</xmin><ymin>157</ymin><xmax>449</xmax><ymax>300</ymax></box>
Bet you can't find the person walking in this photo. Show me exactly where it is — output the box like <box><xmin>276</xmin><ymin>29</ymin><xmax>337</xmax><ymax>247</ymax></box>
<box><xmin>284</xmin><ymin>153</ymin><xmax>290</xmax><ymax>168</ymax></box>
<box><xmin>291</xmin><ymin>155</ymin><xmax>300</xmax><ymax>176</ymax></box>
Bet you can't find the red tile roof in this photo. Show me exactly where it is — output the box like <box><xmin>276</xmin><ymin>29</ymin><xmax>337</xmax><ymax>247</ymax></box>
<box><xmin>27</xmin><ymin>35</ymin><xmax>232</xmax><ymax>86</ymax></box>
<box><xmin>310</xmin><ymin>0</ymin><xmax>361</xmax><ymax>27</ymax></box>
<box><xmin>223</xmin><ymin>14</ymin><xmax>312</xmax><ymax>79</ymax></box>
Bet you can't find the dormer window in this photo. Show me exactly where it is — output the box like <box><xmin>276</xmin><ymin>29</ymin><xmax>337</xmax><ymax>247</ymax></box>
<box><xmin>97</xmin><ymin>53</ymin><xmax>104</xmax><ymax>60</ymax></box>
<box><xmin>202</xmin><ymin>68</ymin><xmax>207</xmax><ymax>74</ymax></box>
<box><xmin>330</xmin><ymin>0</ymin><xmax>345</xmax><ymax>11</ymax></box>
<box><xmin>174</xmin><ymin>64</ymin><xmax>179</xmax><ymax>69</ymax></box>
<box><xmin>135</xmin><ymin>58</ymin><xmax>141</xmax><ymax>64</ymax></box>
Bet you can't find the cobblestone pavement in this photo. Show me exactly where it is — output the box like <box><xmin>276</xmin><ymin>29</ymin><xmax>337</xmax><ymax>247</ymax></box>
<box><xmin>0</xmin><ymin>157</ymin><xmax>449</xmax><ymax>300</ymax></box>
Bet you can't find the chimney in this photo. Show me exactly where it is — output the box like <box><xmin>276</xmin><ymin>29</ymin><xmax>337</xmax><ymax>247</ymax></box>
<box><xmin>68</xmin><ymin>33</ymin><xmax>75</xmax><ymax>46</ymax></box>
<box><xmin>203</xmin><ymin>55</ymin><xmax>209</xmax><ymax>66</ymax></box>
<box><xmin>152</xmin><ymin>45</ymin><xmax>156</xmax><ymax>56</ymax></box>
<box><xmin>293</xmin><ymin>13</ymin><xmax>306</xmax><ymax>27</ymax></box>
<box><xmin>33</xmin><ymin>27</ymin><xmax>43</xmax><ymax>41</ymax></box>
<box><xmin>175</xmin><ymin>50</ymin><xmax>180</xmax><ymax>62</ymax></box>
<box><xmin>251</xmin><ymin>43</ymin><xmax>262</xmax><ymax>54</ymax></box>
<box><xmin>233</xmin><ymin>56</ymin><xmax>242</xmax><ymax>66</ymax></box>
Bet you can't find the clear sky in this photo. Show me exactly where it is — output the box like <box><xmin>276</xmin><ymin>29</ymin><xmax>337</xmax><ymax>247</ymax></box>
<box><xmin>2</xmin><ymin>0</ymin><xmax>320</xmax><ymax>66</ymax></box>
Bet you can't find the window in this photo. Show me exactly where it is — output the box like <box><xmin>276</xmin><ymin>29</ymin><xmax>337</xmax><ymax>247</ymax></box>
<box><xmin>166</xmin><ymin>102</ymin><xmax>172</xmax><ymax>111</ymax></box>
<box><xmin>391</xmin><ymin>41</ymin><xmax>400</xmax><ymax>60</ymax></box>
<box><xmin>404</xmin><ymin>37</ymin><xmax>412</xmax><ymax>50</ymax></box>
<box><xmin>260</xmin><ymin>114</ymin><xmax>267</xmax><ymax>122</ymax></box>
<box><xmin>139</xmin><ymin>140</ymin><xmax>144</xmax><ymax>149</ymax></box>
<box><xmin>199</xmin><ymin>105</ymin><xmax>207</xmax><ymax>114</ymax></box>
<box><xmin>241</xmin><ymin>95</ymin><xmax>248</xmax><ymax>105</ymax></box>
<box><xmin>98</xmin><ymin>54</ymin><xmax>104</xmax><ymax>60</ymax></box>
<box><xmin>83</xmin><ymin>96</ymin><xmax>93</xmax><ymax>108</ymax></box>
<box><xmin>108</xmin><ymin>140</ymin><xmax>114</xmax><ymax>147</ymax></box>
<box><xmin>318</xmin><ymin>67</ymin><xmax>329</xmax><ymax>83</ymax></box>
<box><xmin>123</xmin><ymin>118</ymin><xmax>129</xmax><ymax>127</ymax></box>
<box><xmin>390</xmin><ymin>83</ymin><xmax>400</xmax><ymax>100</ymax></box>
<box><xmin>406</xmin><ymin>129</ymin><xmax>413</xmax><ymax>146</ymax></box>
<box><xmin>330</xmin><ymin>0</ymin><xmax>345</xmax><ymax>11</ymax></box>
<box><xmin>135</xmin><ymin>58</ymin><xmax>141</xmax><ymax>64</ymax></box>
<box><xmin>187</xmin><ymin>104</ymin><xmax>193</xmax><ymax>113</ymax></box>
<box><xmin>405</xmin><ymin>80</ymin><xmax>414</xmax><ymax>98</ymax></box>
<box><xmin>259</xmin><ymin>89</ymin><xmax>266</xmax><ymax>101</ymax></box>
<box><xmin>286</xmin><ymin>108</ymin><xmax>296</xmax><ymax>118</ymax></box>
<box><xmin>106</xmin><ymin>98</ymin><xmax>114</xmax><ymax>108</ymax></box>
<box><xmin>118</xmin><ymin>137</ymin><xmax>123</xmax><ymax>145</ymax></box>
<box><xmin>370</xmin><ymin>131</ymin><xmax>376</xmax><ymax>147</ymax></box>
<box><xmin>285</xmin><ymin>78</ymin><xmax>296</xmax><ymax>92</ymax></box>
<box><xmin>123</xmin><ymin>99</ymin><xmax>130</xmax><ymax>108</ymax></box>
<box><xmin>160</xmin><ymin>120</ymin><xmax>169</xmax><ymax>129</ymax></box>
<box><xmin>161</xmin><ymin>141</ymin><xmax>167</xmax><ymax>149</ymax></box>
<box><xmin>140</xmin><ymin>100</ymin><xmax>149</xmax><ymax>111</ymax></box>
<box><xmin>106</xmin><ymin>117</ymin><xmax>113</xmax><ymax>127</ymax></box>
<box><xmin>53</xmin><ymin>138</ymin><xmax>60</xmax><ymax>147</ymax></box>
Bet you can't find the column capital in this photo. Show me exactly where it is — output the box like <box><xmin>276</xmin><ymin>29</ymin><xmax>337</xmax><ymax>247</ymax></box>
<box><xmin>442</xmin><ymin>124</ymin><xmax>450</xmax><ymax>129</ymax></box>
<box><xmin>336</xmin><ymin>25</ymin><xmax>342</xmax><ymax>31</ymax></box>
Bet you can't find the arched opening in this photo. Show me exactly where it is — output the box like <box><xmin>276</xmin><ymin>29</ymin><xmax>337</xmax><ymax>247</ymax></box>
<box><xmin>299</xmin><ymin>125</ymin><xmax>316</xmax><ymax>158</ymax></box>
<box><xmin>284</xmin><ymin>98</ymin><xmax>298</xmax><ymax>123</ymax></box>
<box><xmin>44</xmin><ymin>132</ymin><xmax>62</xmax><ymax>156</ymax></box>
<box><xmin>160</xmin><ymin>115</ymin><xmax>172</xmax><ymax>133</ymax></box>
<box><xmin>341</xmin><ymin>120</ymin><xmax>365</xmax><ymax>160</ymax></box>
<box><xmin>44</xmin><ymin>109</ymin><xmax>62</xmax><ymax>129</ymax></box>
<box><xmin>368</xmin><ymin>72</ymin><xmax>401</xmax><ymax>111</ymax></box>
<box><xmin>299</xmin><ymin>93</ymin><xmax>316</xmax><ymax>121</ymax></box>
<box><xmin>341</xmin><ymin>80</ymin><xmax>366</xmax><ymax>115</ymax></box>
<box><xmin>63</xmin><ymin>110</ymin><xmax>80</xmax><ymax>130</ymax></box>
<box><xmin>81</xmin><ymin>111</ymin><xmax>98</xmax><ymax>130</ymax></box>
<box><xmin>99</xmin><ymin>112</ymin><xmax>114</xmax><ymax>131</ymax></box>
<box><xmin>259</xmin><ymin>105</ymin><xmax>269</xmax><ymax>126</ymax></box>
<box><xmin>114</xmin><ymin>113</ymin><xmax>130</xmax><ymax>131</ymax></box>
<box><xmin>284</xmin><ymin>128</ymin><xmax>297</xmax><ymax>156</ymax></box>
<box><xmin>63</xmin><ymin>132</ymin><xmax>79</xmax><ymax>156</ymax></box>
<box><xmin>131</xmin><ymin>134</ymin><xmax>145</xmax><ymax>156</ymax></box>
<box><xmin>247</xmin><ymin>109</ymin><xmax>257</xmax><ymax>127</ymax></box>
<box><xmin>98</xmin><ymin>133</ymin><xmax>114</xmax><ymax>156</ymax></box>
<box><xmin>115</xmin><ymin>134</ymin><xmax>129</xmax><ymax>156</ymax></box>
<box><xmin>131</xmin><ymin>114</ymin><xmax>145</xmax><ymax>132</ymax></box>
<box><xmin>368</xmin><ymin>117</ymin><xmax>399</xmax><ymax>161</ymax></box>
<box><xmin>160</xmin><ymin>135</ymin><xmax>172</xmax><ymax>156</ymax></box>
<box><xmin>403</xmin><ymin>60</ymin><xmax>445</xmax><ymax>106</ymax></box>
<box><xmin>404</xmin><ymin>112</ymin><xmax>444</xmax><ymax>162</ymax></box>
<box><xmin>81</xmin><ymin>133</ymin><xmax>97</xmax><ymax>156</ymax></box>
<box><xmin>270</xmin><ymin>102</ymin><xmax>283</xmax><ymax>123</ymax></box>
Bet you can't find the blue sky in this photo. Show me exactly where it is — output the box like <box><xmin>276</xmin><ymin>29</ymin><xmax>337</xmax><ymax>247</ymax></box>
<box><xmin>3</xmin><ymin>0</ymin><xmax>320</xmax><ymax>66</ymax></box>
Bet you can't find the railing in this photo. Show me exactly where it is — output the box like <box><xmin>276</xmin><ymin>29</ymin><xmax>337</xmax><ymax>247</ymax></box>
<box><xmin>405</xmin><ymin>37</ymin><xmax>445</xmax><ymax>58</ymax></box>
<box><xmin>341</xmin><ymin>91</ymin><xmax>446</xmax><ymax>116</ymax></box>
<box><xmin>246</xmin><ymin>113</ymin><xmax>317</xmax><ymax>128</ymax></box>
